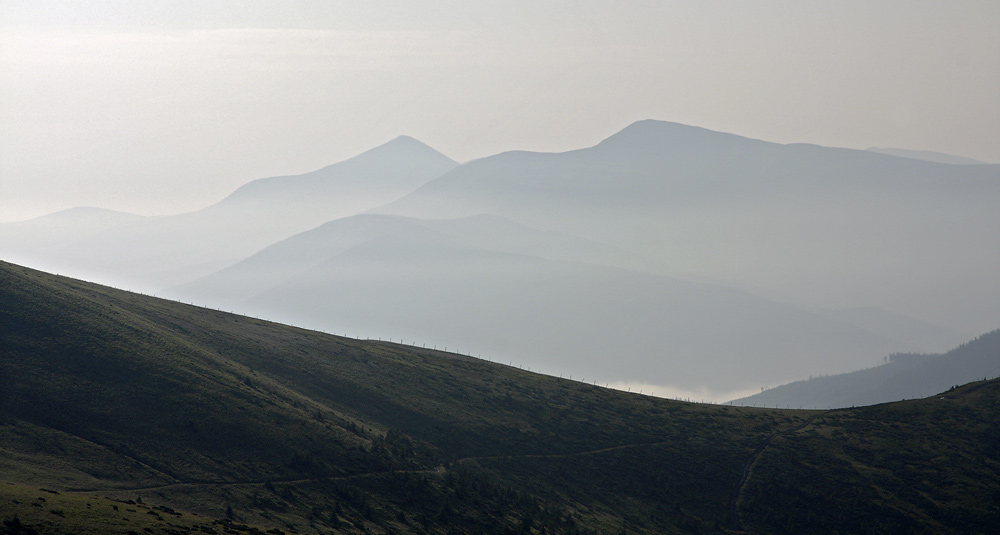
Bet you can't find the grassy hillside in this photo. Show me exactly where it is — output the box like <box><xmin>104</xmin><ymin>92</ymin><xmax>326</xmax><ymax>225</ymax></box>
<box><xmin>740</xmin><ymin>379</ymin><xmax>1000</xmax><ymax>533</ymax></box>
<box><xmin>1</xmin><ymin>260</ymin><xmax>998</xmax><ymax>534</ymax></box>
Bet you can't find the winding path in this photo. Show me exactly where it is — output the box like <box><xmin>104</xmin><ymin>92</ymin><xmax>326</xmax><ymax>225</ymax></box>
<box><xmin>65</xmin><ymin>414</ymin><xmax>830</xmax><ymax>532</ymax></box>
<box><xmin>67</xmin><ymin>439</ymin><xmax>684</xmax><ymax>496</ymax></box>
<box><xmin>728</xmin><ymin>412</ymin><xmax>827</xmax><ymax>531</ymax></box>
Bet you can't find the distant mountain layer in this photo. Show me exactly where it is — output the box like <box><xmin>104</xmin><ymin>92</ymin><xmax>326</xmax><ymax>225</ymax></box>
<box><xmin>220</xmin><ymin>135</ymin><xmax>457</xmax><ymax>206</ymax></box>
<box><xmin>812</xmin><ymin>306</ymin><xmax>969</xmax><ymax>354</ymax></box>
<box><xmin>3</xmin><ymin>119</ymin><xmax>999</xmax><ymax>401</ymax></box>
<box><xmin>2</xmin><ymin>259</ymin><xmax>1000</xmax><ymax>534</ymax></box>
<box><xmin>376</xmin><ymin>120</ymin><xmax>1000</xmax><ymax>334</ymax></box>
<box><xmin>0</xmin><ymin>206</ymin><xmax>145</xmax><ymax>247</ymax></box>
<box><xmin>867</xmin><ymin>146</ymin><xmax>987</xmax><ymax>165</ymax></box>
<box><xmin>168</xmin><ymin>213</ymin><xmax>919</xmax><ymax>398</ymax></box>
<box><xmin>0</xmin><ymin>136</ymin><xmax>457</xmax><ymax>289</ymax></box>
<box><xmin>731</xmin><ymin>329</ymin><xmax>1000</xmax><ymax>409</ymax></box>
<box><xmin>163</xmin><ymin>119</ymin><xmax>998</xmax><ymax>397</ymax></box>
<box><xmin>380</xmin><ymin>121</ymin><xmax>1000</xmax><ymax>219</ymax></box>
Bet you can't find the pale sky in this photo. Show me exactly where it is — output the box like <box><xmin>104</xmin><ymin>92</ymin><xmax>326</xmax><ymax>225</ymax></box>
<box><xmin>2</xmin><ymin>1</ymin><xmax>998</xmax><ymax>222</ymax></box>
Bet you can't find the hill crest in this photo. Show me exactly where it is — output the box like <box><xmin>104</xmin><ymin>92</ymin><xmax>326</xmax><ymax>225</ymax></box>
<box><xmin>2</xmin><ymin>259</ymin><xmax>1000</xmax><ymax>534</ymax></box>
<box><xmin>221</xmin><ymin>135</ymin><xmax>457</xmax><ymax>204</ymax></box>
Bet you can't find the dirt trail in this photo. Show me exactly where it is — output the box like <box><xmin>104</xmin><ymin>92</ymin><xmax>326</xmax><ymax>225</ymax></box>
<box><xmin>67</xmin><ymin>415</ymin><xmax>829</xmax><ymax>533</ymax></box>
<box><xmin>728</xmin><ymin>412</ymin><xmax>827</xmax><ymax>531</ymax></box>
<box><xmin>67</xmin><ymin>439</ymin><xmax>679</xmax><ymax>495</ymax></box>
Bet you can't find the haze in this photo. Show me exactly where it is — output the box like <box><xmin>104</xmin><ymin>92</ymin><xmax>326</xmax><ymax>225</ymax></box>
<box><xmin>2</xmin><ymin>2</ymin><xmax>999</xmax><ymax>403</ymax></box>
<box><xmin>3</xmin><ymin>1</ymin><xmax>999</xmax><ymax>221</ymax></box>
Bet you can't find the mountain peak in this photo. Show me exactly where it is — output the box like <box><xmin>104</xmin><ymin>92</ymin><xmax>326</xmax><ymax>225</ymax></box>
<box><xmin>389</xmin><ymin>134</ymin><xmax>421</xmax><ymax>144</ymax></box>
<box><xmin>219</xmin><ymin>135</ymin><xmax>458</xmax><ymax>206</ymax></box>
<box><xmin>381</xmin><ymin>134</ymin><xmax>428</xmax><ymax>149</ymax></box>
<box><xmin>595</xmin><ymin>119</ymin><xmax>758</xmax><ymax>152</ymax></box>
<box><xmin>358</xmin><ymin>135</ymin><xmax>456</xmax><ymax>164</ymax></box>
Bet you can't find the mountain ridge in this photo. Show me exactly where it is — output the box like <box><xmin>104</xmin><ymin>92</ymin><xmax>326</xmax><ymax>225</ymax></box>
<box><xmin>730</xmin><ymin>328</ymin><xmax>1000</xmax><ymax>409</ymax></box>
<box><xmin>372</xmin><ymin>120</ymin><xmax>1000</xmax><ymax>335</ymax></box>
<box><xmin>0</xmin><ymin>137</ymin><xmax>459</xmax><ymax>290</ymax></box>
<box><xmin>167</xmin><ymin>213</ymin><xmax>927</xmax><ymax>399</ymax></box>
<box><xmin>867</xmin><ymin>146</ymin><xmax>988</xmax><ymax>165</ymax></box>
<box><xmin>220</xmin><ymin>135</ymin><xmax>457</xmax><ymax>204</ymax></box>
<box><xmin>4</xmin><ymin>120</ymin><xmax>999</xmax><ymax>402</ymax></box>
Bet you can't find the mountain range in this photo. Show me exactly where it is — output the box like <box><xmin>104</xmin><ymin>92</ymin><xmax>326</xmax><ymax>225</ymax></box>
<box><xmin>374</xmin><ymin>120</ymin><xmax>1000</xmax><ymax>335</ymax></box>
<box><xmin>168</xmin><ymin>213</ymin><xmax>932</xmax><ymax>399</ymax></box>
<box><xmin>3</xmin><ymin>120</ymin><xmax>998</xmax><ymax>402</ymax></box>
<box><xmin>0</xmin><ymin>136</ymin><xmax>456</xmax><ymax>289</ymax></box>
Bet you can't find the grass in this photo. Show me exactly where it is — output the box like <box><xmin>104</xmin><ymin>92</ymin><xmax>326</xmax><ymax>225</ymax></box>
<box><xmin>0</xmin><ymin>482</ymin><xmax>280</xmax><ymax>535</ymax></box>
<box><xmin>742</xmin><ymin>381</ymin><xmax>1000</xmax><ymax>533</ymax></box>
<box><xmin>1</xmin><ymin>259</ymin><xmax>998</xmax><ymax>534</ymax></box>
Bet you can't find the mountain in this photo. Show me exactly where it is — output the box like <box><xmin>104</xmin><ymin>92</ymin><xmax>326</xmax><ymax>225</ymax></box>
<box><xmin>169</xmin><ymin>214</ymin><xmax>921</xmax><ymax>401</ymax></box>
<box><xmin>0</xmin><ymin>207</ymin><xmax>145</xmax><ymax>269</ymax></box>
<box><xmin>167</xmin><ymin>213</ymin><xmax>666</xmax><ymax>305</ymax></box>
<box><xmin>0</xmin><ymin>206</ymin><xmax>144</xmax><ymax>235</ymax></box>
<box><xmin>730</xmin><ymin>329</ymin><xmax>1000</xmax><ymax>409</ymax></box>
<box><xmin>218</xmin><ymin>135</ymin><xmax>457</xmax><ymax>211</ymax></box>
<box><xmin>811</xmin><ymin>306</ymin><xmax>970</xmax><ymax>354</ymax></box>
<box><xmin>867</xmin><ymin>147</ymin><xmax>988</xmax><ymax>165</ymax></box>
<box><xmin>2</xmin><ymin>260</ymin><xmax>999</xmax><ymax>534</ymax></box>
<box><xmin>4</xmin><ymin>120</ymin><xmax>997</xmax><ymax>402</ymax></box>
<box><xmin>375</xmin><ymin>120</ymin><xmax>1000</xmax><ymax>334</ymax></box>
<box><xmin>377</xmin><ymin>120</ymin><xmax>1000</xmax><ymax>221</ymax></box>
<box><xmin>0</xmin><ymin>137</ymin><xmax>457</xmax><ymax>290</ymax></box>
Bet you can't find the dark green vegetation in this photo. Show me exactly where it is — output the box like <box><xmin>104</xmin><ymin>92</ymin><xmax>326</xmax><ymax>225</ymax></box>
<box><xmin>740</xmin><ymin>383</ymin><xmax>1000</xmax><ymax>533</ymax></box>
<box><xmin>1</xmin><ymin>260</ymin><xmax>998</xmax><ymax>534</ymax></box>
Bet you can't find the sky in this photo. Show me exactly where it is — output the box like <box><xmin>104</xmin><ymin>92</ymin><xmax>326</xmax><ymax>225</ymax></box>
<box><xmin>2</xmin><ymin>1</ymin><xmax>999</xmax><ymax>222</ymax></box>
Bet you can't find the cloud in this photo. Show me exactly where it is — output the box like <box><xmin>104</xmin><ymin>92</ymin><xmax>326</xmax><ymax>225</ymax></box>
<box><xmin>606</xmin><ymin>382</ymin><xmax>761</xmax><ymax>406</ymax></box>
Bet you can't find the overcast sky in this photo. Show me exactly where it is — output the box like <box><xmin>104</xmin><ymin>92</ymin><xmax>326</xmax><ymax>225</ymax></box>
<box><xmin>2</xmin><ymin>1</ymin><xmax>998</xmax><ymax>222</ymax></box>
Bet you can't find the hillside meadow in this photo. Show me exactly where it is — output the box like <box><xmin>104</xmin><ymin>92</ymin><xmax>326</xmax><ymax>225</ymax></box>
<box><xmin>1</xmin><ymin>260</ymin><xmax>998</xmax><ymax>534</ymax></box>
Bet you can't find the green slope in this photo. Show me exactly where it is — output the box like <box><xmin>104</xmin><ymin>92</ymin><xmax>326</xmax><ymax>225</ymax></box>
<box><xmin>1</xmin><ymin>260</ymin><xmax>998</xmax><ymax>534</ymax></box>
<box><xmin>740</xmin><ymin>380</ymin><xmax>1000</xmax><ymax>533</ymax></box>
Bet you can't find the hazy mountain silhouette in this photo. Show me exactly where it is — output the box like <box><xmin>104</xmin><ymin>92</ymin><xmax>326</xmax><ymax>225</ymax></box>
<box><xmin>218</xmin><ymin>135</ymin><xmax>457</xmax><ymax>210</ymax></box>
<box><xmin>731</xmin><ymin>329</ymin><xmax>1000</xmax><ymax>409</ymax></box>
<box><xmin>866</xmin><ymin>146</ymin><xmax>988</xmax><ymax>165</ymax></box>
<box><xmin>0</xmin><ymin>207</ymin><xmax>146</xmax><ymax>280</ymax></box>
<box><xmin>169</xmin><ymin>213</ymin><xmax>666</xmax><ymax>303</ymax></box>
<box><xmin>375</xmin><ymin>120</ymin><xmax>1000</xmax><ymax>334</ymax></box>
<box><xmin>0</xmin><ymin>137</ymin><xmax>457</xmax><ymax>289</ymax></box>
<box><xmin>2</xmin><ymin>205</ymin><xmax>144</xmax><ymax>228</ymax></box>
<box><xmin>4</xmin><ymin>120</ymin><xmax>996</xmax><ymax>399</ymax></box>
<box><xmin>812</xmin><ymin>306</ymin><xmax>969</xmax><ymax>354</ymax></box>
<box><xmin>169</xmin><ymin>213</ymin><xmax>925</xmax><ymax>399</ymax></box>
